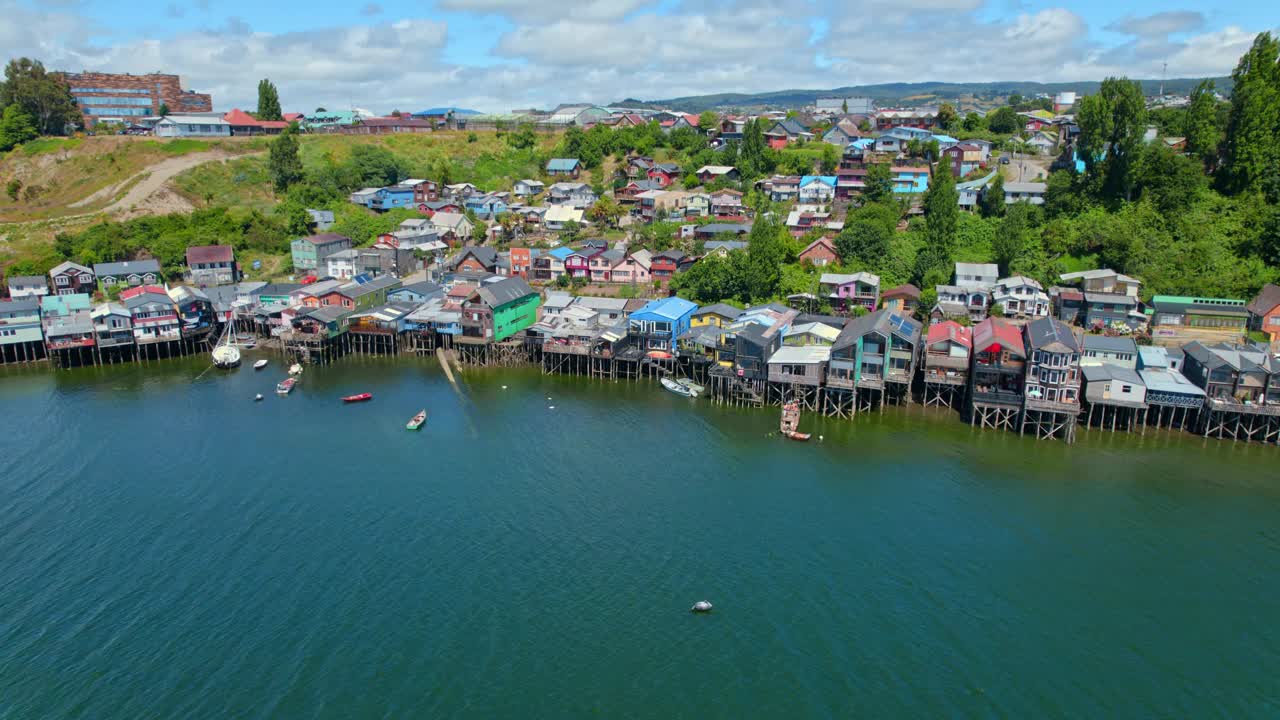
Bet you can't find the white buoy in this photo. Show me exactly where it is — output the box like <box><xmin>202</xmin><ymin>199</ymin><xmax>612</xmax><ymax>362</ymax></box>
<box><xmin>254</xmin><ymin>394</ymin><xmax>263</xmax><ymax>402</ymax></box>
<box><xmin>502</xmin><ymin>385</ymin><xmax>508</xmax><ymax>389</ymax></box>
<box><xmin>691</xmin><ymin>600</ymin><xmax>713</xmax><ymax>613</ymax></box>
<box><xmin>819</xmin><ymin>435</ymin><xmax>824</xmax><ymax>442</ymax></box>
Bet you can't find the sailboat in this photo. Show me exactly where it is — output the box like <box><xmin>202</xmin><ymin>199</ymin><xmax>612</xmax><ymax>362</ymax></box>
<box><xmin>211</xmin><ymin>321</ymin><xmax>241</xmax><ymax>369</ymax></box>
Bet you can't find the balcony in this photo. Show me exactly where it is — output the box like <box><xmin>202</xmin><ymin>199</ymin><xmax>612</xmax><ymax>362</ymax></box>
<box><xmin>924</xmin><ymin>369</ymin><xmax>967</xmax><ymax>386</ymax></box>
<box><xmin>46</xmin><ymin>336</ymin><xmax>95</xmax><ymax>350</ymax></box>
<box><xmin>1025</xmin><ymin>396</ymin><xmax>1081</xmax><ymax>414</ymax></box>
<box><xmin>1206</xmin><ymin>397</ymin><xmax>1280</xmax><ymax>416</ymax></box>
<box><xmin>972</xmin><ymin>389</ymin><xmax>1022</xmax><ymax>405</ymax></box>
<box><xmin>543</xmin><ymin>340</ymin><xmax>591</xmax><ymax>356</ymax></box>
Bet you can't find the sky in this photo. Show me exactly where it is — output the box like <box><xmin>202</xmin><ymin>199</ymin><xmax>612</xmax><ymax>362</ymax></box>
<box><xmin>4</xmin><ymin>0</ymin><xmax>1277</xmax><ymax>114</ymax></box>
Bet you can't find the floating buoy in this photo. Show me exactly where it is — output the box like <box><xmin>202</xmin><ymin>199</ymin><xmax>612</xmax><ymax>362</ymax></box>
<box><xmin>548</xmin><ymin>405</ymin><xmax>556</xmax><ymax>409</ymax></box>
<box><xmin>819</xmin><ymin>435</ymin><xmax>824</xmax><ymax>442</ymax></box>
<box><xmin>254</xmin><ymin>394</ymin><xmax>263</xmax><ymax>402</ymax></box>
<box><xmin>502</xmin><ymin>385</ymin><xmax>508</xmax><ymax>389</ymax></box>
<box><xmin>691</xmin><ymin>601</ymin><xmax>713</xmax><ymax>613</ymax></box>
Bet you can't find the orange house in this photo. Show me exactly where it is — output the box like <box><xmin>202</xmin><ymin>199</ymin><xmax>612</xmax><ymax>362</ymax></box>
<box><xmin>1246</xmin><ymin>283</ymin><xmax>1280</xmax><ymax>342</ymax></box>
<box><xmin>509</xmin><ymin>248</ymin><xmax>533</xmax><ymax>279</ymax></box>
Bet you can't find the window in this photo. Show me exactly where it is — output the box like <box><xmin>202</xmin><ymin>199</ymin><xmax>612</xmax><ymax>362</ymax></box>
<box><xmin>0</xmin><ymin>329</ymin><xmax>14</xmax><ymax>337</ymax></box>
<box><xmin>55</xmin><ymin>276</ymin><xmax>69</xmax><ymax>286</ymax></box>
<box><xmin>1121</xmin><ymin>385</ymin><xmax>1132</xmax><ymax>393</ymax></box>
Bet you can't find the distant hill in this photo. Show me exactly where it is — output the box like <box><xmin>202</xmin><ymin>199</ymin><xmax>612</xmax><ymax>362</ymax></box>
<box><xmin>613</xmin><ymin>77</ymin><xmax>1231</xmax><ymax>112</ymax></box>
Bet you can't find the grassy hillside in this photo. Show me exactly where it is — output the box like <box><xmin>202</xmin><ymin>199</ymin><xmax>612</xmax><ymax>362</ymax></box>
<box><xmin>0</xmin><ymin>136</ymin><xmax>266</xmax><ymax>222</ymax></box>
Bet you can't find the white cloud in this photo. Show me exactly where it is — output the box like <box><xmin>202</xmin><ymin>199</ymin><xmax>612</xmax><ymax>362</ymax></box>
<box><xmin>0</xmin><ymin>0</ymin><xmax>1269</xmax><ymax>113</ymax></box>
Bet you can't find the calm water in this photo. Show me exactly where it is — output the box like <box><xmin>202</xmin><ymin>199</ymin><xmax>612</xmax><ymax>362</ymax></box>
<box><xmin>1</xmin><ymin>356</ymin><xmax>1278</xmax><ymax>718</ymax></box>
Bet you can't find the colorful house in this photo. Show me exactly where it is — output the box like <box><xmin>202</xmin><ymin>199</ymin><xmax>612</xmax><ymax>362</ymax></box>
<box><xmin>969</xmin><ymin>317</ymin><xmax>1027</xmax><ymax>416</ymax></box>
<box><xmin>94</xmin><ymin>259</ymin><xmax>162</xmax><ymax>291</ymax></box>
<box><xmin>891</xmin><ymin>166</ymin><xmax>930</xmax><ymax>194</ymax></box>
<box><xmin>820</xmin><ymin>272</ymin><xmax>880</xmax><ymax>312</ymax></box>
<box><xmin>48</xmin><ymin>261</ymin><xmax>95</xmax><ymax>296</ymax></box>
<box><xmin>1247</xmin><ymin>283</ymin><xmax>1280</xmax><ymax>343</ymax></box>
<box><xmin>628</xmin><ymin>296</ymin><xmax>698</xmax><ymax>352</ymax></box>
<box><xmin>828</xmin><ymin>309</ymin><xmax>921</xmax><ymax>394</ymax></box>
<box><xmin>610</xmin><ymin>250</ymin><xmax>652</xmax><ymax>285</ymax></box>
<box><xmin>460</xmin><ymin>277</ymin><xmax>541</xmax><ymax>342</ymax></box>
<box><xmin>799</xmin><ymin>238</ymin><xmax>839</xmax><ymax>267</ymax></box>
<box><xmin>881</xmin><ymin>284</ymin><xmax>921</xmax><ymax>314</ymax></box>
<box><xmin>120</xmin><ymin>285</ymin><xmax>180</xmax><ymax>345</ymax></box>
<box><xmin>546</xmin><ymin>158</ymin><xmax>581</xmax><ymax>177</ymax></box>
<box><xmin>40</xmin><ymin>294</ymin><xmax>95</xmax><ymax>353</ymax></box>
<box><xmin>290</xmin><ymin>233</ymin><xmax>352</xmax><ymax>271</ymax></box>
<box><xmin>798</xmin><ymin>176</ymin><xmax>836</xmax><ymax>204</ymax></box>
<box><xmin>922</xmin><ymin>320</ymin><xmax>972</xmax><ymax>388</ymax></box>
<box><xmin>0</xmin><ymin>297</ymin><xmax>45</xmax><ymax>362</ymax></box>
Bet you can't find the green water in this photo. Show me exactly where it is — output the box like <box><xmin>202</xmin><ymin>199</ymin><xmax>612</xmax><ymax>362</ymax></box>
<box><xmin>1</xmin><ymin>356</ymin><xmax>1278</xmax><ymax>718</ymax></box>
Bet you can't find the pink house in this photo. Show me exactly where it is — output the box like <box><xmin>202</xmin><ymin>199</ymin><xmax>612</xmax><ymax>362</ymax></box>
<box><xmin>590</xmin><ymin>249</ymin><xmax>622</xmax><ymax>282</ymax></box>
<box><xmin>610</xmin><ymin>249</ymin><xmax>652</xmax><ymax>285</ymax></box>
<box><xmin>564</xmin><ymin>249</ymin><xmax>598</xmax><ymax>279</ymax></box>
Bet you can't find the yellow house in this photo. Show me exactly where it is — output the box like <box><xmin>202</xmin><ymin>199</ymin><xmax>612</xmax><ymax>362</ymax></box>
<box><xmin>691</xmin><ymin>302</ymin><xmax>743</xmax><ymax>328</ymax></box>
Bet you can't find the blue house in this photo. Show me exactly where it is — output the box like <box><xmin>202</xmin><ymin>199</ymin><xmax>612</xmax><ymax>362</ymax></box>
<box><xmin>388</xmin><ymin>281</ymin><xmax>444</xmax><ymax>304</ymax></box>
<box><xmin>368</xmin><ymin>185</ymin><xmax>416</xmax><ymax>211</ymax></box>
<box><xmin>892</xmin><ymin>166</ymin><xmax>930</xmax><ymax>194</ymax></box>
<box><xmin>546</xmin><ymin>158</ymin><xmax>582</xmax><ymax>177</ymax></box>
<box><xmin>628</xmin><ymin>296</ymin><xmax>698</xmax><ymax>353</ymax></box>
<box><xmin>464</xmin><ymin>194</ymin><xmax>509</xmax><ymax>220</ymax></box>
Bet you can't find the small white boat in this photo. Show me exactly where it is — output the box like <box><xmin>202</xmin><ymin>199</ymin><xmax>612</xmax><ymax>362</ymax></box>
<box><xmin>254</xmin><ymin>394</ymin><xmax>264</xmax><ymax>402</ymax></box>
<box><xmin>253</xmin><ymin>359</ymin><xmax>269</xmax><ymax>370</ymax></box>
<box><xmin>676</xmin><ymin>378</ymin><xmax>705</xmax><ymax>397</ymax></box>
<box><xmin>661</xmin><ymin>377</ymin><xmax>695</xmax><ymax>397</ymax></box>
<box><xmin>691</xmin><ymin>601</ymin><xmax>713</xmax><ymax>613</ymax></box>
<box><xmin>288</xmin><ymin>363</ymin><xmax>303</xmax><ymax>376</ymax></box>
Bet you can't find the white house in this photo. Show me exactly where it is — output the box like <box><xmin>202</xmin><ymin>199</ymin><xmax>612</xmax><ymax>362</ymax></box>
<box><xmin>513</xmin><ymin>179</ymin><xmax>545</xmax><ymax>197</ymax></box>
<box><xmin>991</xmin><ymin>275</ymin><xmax>1049</xmax><ymax>318</ymax></box>
<box><xmin>955</xmin><ymin>262</ymin><xmax>998</xmax><ymax>289</ymax></box>
<box><xmin>154</xmin><ymin>115</ymin><xmax>231</xmax><ymax>137</ymax></box>
<box><xmin>324</xmin><ymin>249</ymin><xmax>359</xmax><ymax>279</ymax></box>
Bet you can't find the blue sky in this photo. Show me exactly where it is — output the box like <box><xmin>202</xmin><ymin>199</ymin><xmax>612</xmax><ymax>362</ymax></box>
<box><xmin>6</xmin><ymin>0</ymin><xmax>1276</xmax><ymax>112</ymax></box>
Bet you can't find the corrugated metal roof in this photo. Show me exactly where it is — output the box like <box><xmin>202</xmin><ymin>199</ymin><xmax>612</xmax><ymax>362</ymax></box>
<box><xmin>768</xmin><ymin>345</ymin><xmax>830</xmax><ymax>364</ymax></box>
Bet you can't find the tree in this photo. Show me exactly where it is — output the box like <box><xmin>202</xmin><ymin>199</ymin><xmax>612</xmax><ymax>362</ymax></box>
<box><xmin>256</xmin><ymin>79</ymin><xmax>283</xmax><ymax>121</ymax></box>
<box><xmin>587</xmin><ymin>195</ymin><xmax>623</xmax><ymax>228</ymax></box>
<box><xmin>986</xmin><ymin>106</ymin><xmax>1020</xmax><ymax>134</ymax></box>
<box><xmin>1008</xmin><ymin>93</ymin><xmax>1024</xmax><ymax>108</ymax></box>
<box><xmin>0</xmin><ymin>58</ymin><xmax>81</xmax><ymax>134</ymax></box>
<box><xmin>506</xmin><ymin>123</ymin><xmax>538</xmax><ymax>150</ymax></box>
<box><xmin>268</xmin><ymin>124</ymin><xmax>303</xmax><ymax>193</ymax></box>
<box><xmin>0</xmin><ymin>104</ymin><xmax>39</xmax><ymax>152</ymax></box>
<box><xmin>937</xmin><ymin>103</ymin><xmax>958</xmax><ymax>130</ymax></box>
<box><xmin>917</xmin><ymin>164</ymin><xmax>958</xmax><ymax>281</ymax></box>
<box><xmin>158</xmin><ymin>102</ymin><xmax>170</xmax><ymax>117</ymax></box>
<box><xmin>992</xmin><ymin>202</ymin><xmax>1030</xmax><ymax>275</ymax></box>
<box><xmin>1219</xmin><ymin>32</ymin><xmax>1280</xmax><ymax>196</ymax></box>
<box><xmin>1134</xmin><ymin>142</ymin><xmax>1206</xmax><ymax>214</ymax></box>
<box><xmin>962</xmin><ymin>112</ymin><xmax>985</xmax><ymax>132</ymax></box>
<box><xmin>820</xmin><ymin>143</ymin><xmax>838</xmax><ymax>173</ymax></box>
<box><xmin>697</xmin><ymin>111</ymin><xmax>718</xmax><ymax>133</ymax></box>
<box><xmin>742</xmin><ymin>215</ymin><xmax>788</xmax><ymax>302</ymax></box>
<box><xmin>1077</xmin><ymin>77</ymin><xmax>1147</xmax><ymax>203</ymax></box>
<box><xmin>739</xmin><ymin>118</ymin><xmax>768</xmax><ymax>180</ymax></box>
<box><xmin>5</xmin><ymin>178</ymin><xmax>21</xmax><ymax>201</ymax></box>
<box><xmin>1184</xmin><ymin>79</ymin><xmax>1221</xmax><ymax>172</ymax></box>
<box><xmin>980</xmin><ymin>173</ymin><xmax>1005</xmax><ymax>218</ymax></box>
<box><xmin>863</xmin><ymin>163</ymin><xmax>893</xmax><ymax>203</ymax></box>
<box><xmin>835</xmin><ymin>218</ymin><xmax>891</xmax><ymax>267</ymax></box>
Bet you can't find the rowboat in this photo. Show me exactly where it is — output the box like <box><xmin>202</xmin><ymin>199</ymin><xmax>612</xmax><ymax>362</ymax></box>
<box><xmin>288</xmin><ymin>364</ymin><xmax>304</xmax><ymax>376</ymax></box>
<box><xmin>661</xmin><ymin>377</ymin><xmax>695</xmax><ymax>397</ymax></box>
<box><xmin>342</xmin><ymin>393</ymin><xmax>373</xmax><ymax>403</ymax></box>
<box><xmin>646</xmin><ymin>350</ymin><xmax>673</xmax><ymax>359</ymax></box>
<box><xmin>253</xmin><ymin>359</ymin><xmax>269</xmax><ymax>370</ymax></box>
<box><xmin>782</xmin><ymin>430</ymin><xmax>811</xmax><ymax>442</ymax></box>
<box><xmin>276</xmin><ymin>378</ymin><xmax>297</xmax><ymax>395</ymax></box>
<box><xmin>676</xmin><ymin>378</ymin><xmax>705</xmax><ymax>396</ymax></box>
<box><xmin>406</xmin><ymin>409</ymin><xmax>427</xmax><ymax>431</ymax></box>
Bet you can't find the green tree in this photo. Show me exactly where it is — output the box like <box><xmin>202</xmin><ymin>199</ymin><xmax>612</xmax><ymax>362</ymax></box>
<box><xmin>986</xmin><ymin>106</ymin><xmax>1019</xmax><ymax>134</ymax></box>
<box><xmin>697</xmin><ymin>111</ymin><xmax>718</xmax><ymax>133</ymax></box>
<box><xmin>917</xmin><ymin>165</ymin><xmax>958</xmax><ymax>280</ymax></box>
<box><xmin>267</xmin><ymin>124</ymin><xmax>303</xmax><ymax>193</ymax></box>
<box><xmin>5</xmin><ymin>178</ymin><xmax>21</xmax><ymax>201</ymax></box>
<box><xmin>835</xmin><ymin>218</ymin><xmax>891</xmax><ymax>267</ymax></box>
<box><xmin>937</xmin><ymin>102</ymin><xmax>958</xmax><ymax>130</ymax></box>
<box><xmin>1219</xmin><ymin>32</ymin><xmax>1280</xmax><ymax>196</ymax></box>
<box><xmin>962</xmin><ymin>112</ymin><xmax>985</xmax><ymax>132</ymax></box>
<box><xmin>1184</xmin><ymin>79</ymin><xmax>1221</xmax><ymax>172</ymax></box>
<box><xmin>158</xmin><ymin>102</ymin><xmax>170</xmax><ymax>117</ymax></box>
<box><xmin>742</xmin><ymin>215</ymin><xmax>788</xmax><ymax>302</ymax></box>
<box><xmin>587</xmin><ymin>195</ymin><xmax>623</xmax><ymax>228</ymax></box>
<box><xmin>0</xmin><ymin>104</ymin><xmax>39</xmax><ymax>152</ymax></box>
<box><xmin>1076</xmin><ymin>77</ymin><xmax>1147</xmax><ymax>203</ymax></box>
<box><xmin>979</xmin><ymin>173</ymin><xmax>1005</xmax><ymax>218</ymax></box>
<box><xmin>0</xmin><ymin>58</ymin><xmax>81</xmax><ymax>134</ymax></box>
<box><xmin>862</xmin><ymin>163</ymin><xmax>893</xmax><ymax>203</ymax></box>
<box><xmin>506</xmin><ymin>123</ymin><xmax>538</xmax><ymax>150</ymax></box>
<box><xmin>256</xmin><ymin>78</ymin><xmax>283</xmax><ymax>121</ymax></box>
<box><xmin>820</xmin><ymin>142</ymin><xmax>838</xmax><ymax>173</ymax></box>
<box><xmin>992</xmin><ymin>201</ymin><xmax>1030</xmax><ymax>275</ymax></box>
<box><xmin>739</xmin><ymin>118</ymin><xmax>768</xmax><ymax>180</ymax></box>
<box><xmin>841</xmin><ymin>99</ymin><xmax>848</xmax><ymax>114</ymax></box>
<box><xmin>1134</xmin><ymin>141</ymin><xmax>1206</xmax><ymax>214</ymax></box>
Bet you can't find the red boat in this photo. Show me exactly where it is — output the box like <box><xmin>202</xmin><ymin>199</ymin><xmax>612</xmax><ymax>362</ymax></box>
<box><xmin>341</xmin><ymin>393</ymin><xmax>373</xmax><ymax>403</ymax></box>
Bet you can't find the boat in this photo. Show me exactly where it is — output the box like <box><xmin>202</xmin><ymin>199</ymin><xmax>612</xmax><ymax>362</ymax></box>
<box><xmin>288</xmin><ymin>364</ymin><xmax>304</xmax><ymax>376</ymax></box>
<box><xmin>254</xmin><ymin>394</ymin><xmax>263</xmax><ymax>402</ymax></box>
<box><xmin>211</xmin><ymin>322</ymin><xmax>240</xmax><ymax>369</ymax></box>
<box><xmin>780</xmin><ymin>402</ymin><xmax>811</xmax><ymax>441</ymax></box>
<box><xmin>253</xmin><ymin>359</ymin><xmax>269</xmax><ymax>370</ymax></box>
<box><xmin>646</xmin><ymin>350</ymin><xmax>673</xmax><ymax>360</ymax></box>
<box><xmin>276</xmin><ymin>378</ymin><xmax>297</xmax><ymax>395</ymax></box>
<box><xmin>236</xmin><ymin>334</ymin><xmax>257</xmax><ymax>349</ymax></box>
<box><xmin>661</xmin><ymin>377</ymin><xmax>695</xmax><ymax>397</ymax></box>
<box><xmin>691</xmin><ymin>601</ymin><xmax>713</xmax><ymax>613</ymax></box>
<box><xmin>406</xmin><ymin>409</ymin><xmax>427</xmax><ymax>431</ymax></box>
<box><xmin>676</xmin><ymin>378</ymin><xmax>705</xmax><ymax>397</ymax></box>
<box><xmin>342</xmin><ymin>393</ymin><xmax>373</xmax><ymax>403</ymax></box>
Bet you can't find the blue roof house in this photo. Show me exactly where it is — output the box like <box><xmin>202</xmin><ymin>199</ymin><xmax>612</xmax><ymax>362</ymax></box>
<box><xmin>628</xmin><ymin>296</ymin><xmax>698</xmax><ymax>353</ymax></box>
<box><xmin>799</xmin><ymin>176</ymin><xmax>837</xmax><ymax>203</ymax></box>
<box><xmin>546</xmin><ymin>158</ymin><xmax>582</xmax><ymax>177</ymax></box>
<box><xmin>368</xmin><ymin>185</ymin><xmax>416</xmax><ymax>212</ymax></box>
<box><xmin>464</xmin><ymin>194</ymin><xmax>509</xmax><ymax>220</ymax></box>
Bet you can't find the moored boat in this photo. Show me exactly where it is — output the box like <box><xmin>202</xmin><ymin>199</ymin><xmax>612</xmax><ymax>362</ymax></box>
<box><xmin>406</xmin><ymin>410</ymin><xmax>427</xmax><ymax>431</ymax></box>
<box><xmin>253</xmin><ymin>359</ymin><xmax>269</xmax><ymax>370</ymax></box>
<box><xmin>276</xmin><ymin>378</ymin><xmax>297</xmax><ymax>395</ymax></box>
<box><xmin>676</xmin><ymin>378</ymin><xmax>704</xmax><ymax>397</ymax></box>
<box><xmin>646</xmin><ymin>350</ymin><xmax>673</xmax><ymax>359</ymax></box>
<box><xmin>211</xmin><ymin>322</ymin><xmax>241</xmax><ymax>368</ymax></box>
<box><xmin>342</xmin><ymin>393</ymin><xmax>373</xmax><ymax>403</ymax></box>
<box><xmin>288</xmin><ymin>364</ymin><xmax>304</xmax><ymax>376</ymax></box>
<box><xmin>661</xmin><ymin>377</ymin><xmax>695</xmax><ymax>397</ymax></box>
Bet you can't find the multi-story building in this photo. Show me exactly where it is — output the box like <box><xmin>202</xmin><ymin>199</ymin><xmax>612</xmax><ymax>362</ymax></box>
<box><xmin>56</xmin><ymin>71</ymin><xmax>212</xmax><ymax>125</ymax></box>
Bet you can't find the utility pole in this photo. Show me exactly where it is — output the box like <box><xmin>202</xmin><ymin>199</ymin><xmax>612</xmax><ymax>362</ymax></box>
<box><xmin>1159</xmin><ymin>62</ymin><xmax>1167</xmax><ymax>97</ymax></box>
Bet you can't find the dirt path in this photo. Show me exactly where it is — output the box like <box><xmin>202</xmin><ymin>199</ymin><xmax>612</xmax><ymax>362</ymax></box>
<box><xmin>92</xmin><ymin>150</ymin><xmax>263</xmax><ymax>215</ymax></box>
